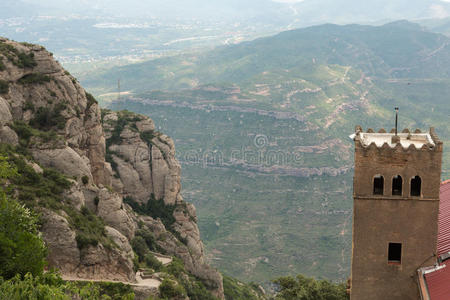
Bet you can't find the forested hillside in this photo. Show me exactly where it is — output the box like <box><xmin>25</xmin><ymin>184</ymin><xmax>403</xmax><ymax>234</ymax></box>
<box><xmin>81</xmin><ymin>21</ymin><xmax>450</xmax><ymax>284</ymax></box>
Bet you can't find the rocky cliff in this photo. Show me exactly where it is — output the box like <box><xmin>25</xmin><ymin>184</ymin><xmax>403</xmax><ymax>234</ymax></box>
<box><xmin>0</xmin><ymin>38</ymin><xmax>223</xmax><ymax>299</ymax></box>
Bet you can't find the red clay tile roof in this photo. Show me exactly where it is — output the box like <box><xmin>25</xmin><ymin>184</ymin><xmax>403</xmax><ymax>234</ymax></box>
<box><xmin>425</xmin><ymin>264</ymin><xmax>450</xmax><ymax>300</ymax></box>
<box><xmin>422</xmin><ymin>181</ymin><xmax>450</xmax><ymax>299</ymax></box>
<box><xmin>438</xmin><ymin>181</ymin><xmax>450</xmax><ymax>256</ymax></box>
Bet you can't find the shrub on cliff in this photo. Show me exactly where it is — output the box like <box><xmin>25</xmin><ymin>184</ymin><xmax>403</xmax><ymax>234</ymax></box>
<box><xmin>0</xmin><ymin>155</ymin><xmax>47</xmax><ymax>280</ymax></box>
<box><xmin>159</xmin><ymin>278</ymin><xmax>187</xmax><ymax>299</ymax></box>
<box><xmin>273</xmin><ymin>275</ymin><xmax>348</xmax><ymax>300</ymax></box>
<box><xmin>0</xmin><ymin>272</ymin><xmax>135</xmax><ymax>299</ymax></box>
<box><xmin>0</xmin><ymin>80</ymin><xmax>8</xmax><ymax>94</ymax></box>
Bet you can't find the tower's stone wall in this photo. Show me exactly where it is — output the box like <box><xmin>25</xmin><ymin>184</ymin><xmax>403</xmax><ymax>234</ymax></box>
<box><xmin>350</xmin><ymin>127</ymin><xmax>443</xmax><ymax>300</ymax></box>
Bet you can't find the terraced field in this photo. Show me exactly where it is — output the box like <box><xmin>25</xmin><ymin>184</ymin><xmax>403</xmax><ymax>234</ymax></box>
<box><xmin>86</xmin><ymin>21</ymin><xmax>450</xmax><ymax>284</ymax></box>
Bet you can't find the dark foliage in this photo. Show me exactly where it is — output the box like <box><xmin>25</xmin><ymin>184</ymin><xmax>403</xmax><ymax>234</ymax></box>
<box><xmin>85</xmin><ymin>92</ymin><xmax>98</xmax><ymax>109</ymax></box>
<box><xmin>65</xmin><ymin>206</ymin><xmax>111</xmax><ymax>250</ymax></box>
<box><xmin>29</xmin><ymin>102</ymin><xmax>66</xmax><ymax>130</ymax></box>
<box><xmin>81</xmin><ymin>175</ymin><xmax>89</xmax><ymax>185</ymax></box>
<box><xmin>0</xmin><ymin>42</ymin><xmax>36</xmax><ymax>69</ymax></box>
<box><xmin>159</xmin><ymin>278</ymin><xmax>187</xmax><ymax>299</ymax></box>
<box><xmin>124</xmin><ymin>195</ymin><xmax>176</xmax><ymax>229</ymax></box>
<box><xmin>0</xmin><ymin>57</ymin><xmax>5</xmax><ymax>71</ymax></box>
<box><xmin>10</xmin><ymin>121</ymin><xmax>58</xmax><ymax>148</ymax></box>
<box><xmin>223</xmin><ymin>275</ymin><xmax>261</xmax><ymax>300</ymax></box>
<box><xmin>0</xmin><ymin>80</ymin><xmax>8</xmax><ymax>94</ymax></box>
<box><xmin>16</xmin><ymin>52</ymin><xmax>37</xmax><ymax>68</ymax></box>
<box><xmin>18</xmin><ymin>73</ymin><xmax>50</xmax><ymax>84</ymax></box>
<box><xmin>273</xmin><ymin>275</ymin><xmax>348</xmax><ymax>300</ymax></box>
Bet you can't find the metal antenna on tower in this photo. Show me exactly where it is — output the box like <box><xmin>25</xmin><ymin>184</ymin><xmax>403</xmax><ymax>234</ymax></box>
<box><xmin>394</xmin><ymin>107</ymin><xmax>399</xmax><ymax>136</ymax></box>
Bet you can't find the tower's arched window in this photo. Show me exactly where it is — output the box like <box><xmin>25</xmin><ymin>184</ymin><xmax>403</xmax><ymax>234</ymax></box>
<box><xmin>373</xmin><ymin>175</ymin><xmax>384</xmax><ymax>195</ymax></box>
<box><xmin>392</xmin><ymin>175</ymin><xmax>403</xmax><ymax>196</ymax></box>
<box><xmin>411</xmin><ymin>176</ymin><xmax>422</xmax><ymax>197</ymax></box>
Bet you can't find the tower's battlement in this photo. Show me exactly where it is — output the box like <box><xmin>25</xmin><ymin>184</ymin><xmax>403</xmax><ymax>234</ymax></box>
<box><xmin>351</xmin><ymin>126</ymin><xmax>443</xmax><ymax>153</ymax></box>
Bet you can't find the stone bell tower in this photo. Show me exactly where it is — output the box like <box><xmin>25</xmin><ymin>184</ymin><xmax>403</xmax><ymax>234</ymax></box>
<box><xmin>350</xmin><ymin>126</ymin><xmax>443</xmax><ymax>300</ymax></box>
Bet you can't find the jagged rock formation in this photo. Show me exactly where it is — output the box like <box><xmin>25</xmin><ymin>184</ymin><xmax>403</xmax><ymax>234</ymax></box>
<box><xmin>103</xmin><ymin>110</ymin><xmax>224</xmax><ymax>297</ymax></box>
<box><xmin>0</xmin><ymin>38</ymin><xmax>223</xmax><ymax>298</ymax></box>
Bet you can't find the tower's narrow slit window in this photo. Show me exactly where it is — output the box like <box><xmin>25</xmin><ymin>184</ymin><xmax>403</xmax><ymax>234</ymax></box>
<box><xmin>388</xmin><ymin>243</ymin><xmax>402</xmax><ymax>264</ymax></box>
<box><xmin>373</xmin><ymin>175</ymin><xmax>384</xmax><ymax>195</ymax></box>
<box><xmin>392</xmin><ymin>175</ymin><xmax>402</xmax><ymax>196</ymax></box>
<box><xmin>411</xmin><ymin>176</ymin><xmax>421</xmax><ymax>197</ymax></box>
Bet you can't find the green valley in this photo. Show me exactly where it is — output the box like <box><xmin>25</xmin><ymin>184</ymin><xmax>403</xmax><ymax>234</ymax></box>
<box><xmin>82</xmin><ymin>21</ymin><xmax>450</xmax><ymax>284</ymax></box>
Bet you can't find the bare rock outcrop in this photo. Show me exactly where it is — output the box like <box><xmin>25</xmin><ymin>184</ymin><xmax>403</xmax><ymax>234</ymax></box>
<box><xmin>0</xmin><ymin>38</ymin><xmax>136</xmax><ymax>282</ymax></box>
<box><xmin>0</xmin><ymin>38</ymin><xmax>224</xmax><ymax>299</ymax></box>
<box><xmin>102</xmin><ymin>110</ymin><xmax>183</xmax><ymax>205</ymax></box>
<box><xmin>97</xmin><ymin>188</ymin><xmax>136</xmax><ymax>240</ymax></box>
<box><xmin>104</xmin><ymin>110</ymin><xmax>224</xmax><ymax>298</ymax></box>
<box><xmin>41</xmin><ymin>210</ymin><xmax>135</xmax><ymax>282</ymax></box>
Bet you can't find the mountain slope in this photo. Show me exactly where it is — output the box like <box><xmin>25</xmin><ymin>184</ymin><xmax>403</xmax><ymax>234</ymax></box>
<box><xmin>0</xmin><ymin>37</ymin><xmax>227</xmax><ymax>299</ymax></box>
<box><xmin>83</xmin><ymin>21</ymin><xmax>450</xmax><ymax>93</ymax></box>
<box><xmin>82</xmin><ymin>21</ymin><xmax>450</xmax><ymax>284</ymax></box>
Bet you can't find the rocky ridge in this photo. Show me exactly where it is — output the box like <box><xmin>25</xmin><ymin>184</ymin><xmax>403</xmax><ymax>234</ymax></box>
<box><xmin>0</xmin><ymin>38</ymin><xmax>223</xmax><ymax>299</ymax></box>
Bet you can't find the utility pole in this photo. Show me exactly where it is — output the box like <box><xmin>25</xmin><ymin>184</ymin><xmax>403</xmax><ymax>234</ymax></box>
<box><xmin>118</xmin><ymin>79</ymin><xmax>121</xmax><ymax>101</ymax></box>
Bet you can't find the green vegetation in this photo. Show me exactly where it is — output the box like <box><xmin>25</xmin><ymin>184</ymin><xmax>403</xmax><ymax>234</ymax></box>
<box><xmin>66</xmin><ymin>206</ymin><xmax>113</xmax><ymax>250</ymax></box>
<box><xmin>0</xmin><ymin>41</ymin><xmax>37</xmax><ymax>69</ymax></box>
<box><xmin>131</xmin><ymin>227</ymin><xmax>220</xmax><ymax>300</ymax></box>
<box><xmin>0</xmin><ymin>144</ymin><xmax>71</xmax><ymax>210</ymax></box>
<box><xmin>124</xmin><ymin>195</ymin><xmax>176</xmax><ymax>229</ymax></box>
<box><xmin>18</xmin><ymin>73</ymin><xmax>51</xmax><ymax>85</ymax></box>
<box><xmin>140</xmin><ymin>130</ymin><xmax>156</xmax><ymax>144</ymax></box>
<box><xmin>11</xmin><ymin>121</ymin><xmax>59</xmax><ymax>148</ymax></box>
<box><xmin>99</xmin><ymin>21</ymin><xmax>450</xmax><ymax>284</ymax></box>
<box><xmin>0</xmin><ymin>194</ymin><xmax>47</xmax><ymax>279</ymax></box>
<box><xmin>85</xmin><ymin>91</ymin><xmax>98</xmax><ymax>108</ymax></box>
<box><xmin>72</xmin><ymin>280</ymin><xmax>135</xmax><ymax>299</ymax></box>
<box><xmin>0</xmin><ymin>80</ymin><xmax>8</xmax><ymax>94</ymax></box>
<box><xmin>0</xmin><ymin>155</ymin><xmax>47</xmax><ymax>280</ymax></box>
<box><xmin>0</xmin><ymin>272</ymin><xmax>135</xmax><ymax>300</ymax></box>
<box><xmin>0</xmin><ymin>144</ymin><xmax>132</xmax><ymax>298</ymax></box>
<box><xmin>159</xmin><ymin>278</ymin><xmax>187</xmax><ymax>299</ymax></box>
<box><xmin>0</xmin><ymin>144</ymin><xmax>113</xmax><ymax>252</ymax></box>
<box><xmin>223</xmin><ymin>275</ymin><xmax>263</xmax><ymax>300</ymax></box>
<box><xmin>0</xmin><ymin>57</ymin><xmax>5</xmax><ymax>71</ymax></box>
<box><xmin>16</xmin><ymin>52</ymin><xmax>37</xmax><ymax>68</ymax></box>
<box><xmin>273</xmin><ymin>275</ymin><xmax>348</xmax><ymax>300</ymax></box>
<box><xmin>23</xmin><ymin>100</ymin><xmax>35</xmax><ymax>111</ymax></box>
<box><xmin>104</xmin><ymin>110</ymin><xmax>141</xmax><ymax>148</ymax></box>
<box><xmin>163</xmin><ymin>258</ymin><xmax>219</xmax><ymax>300</ymax></box>
<box><xmin>131</xmin><ymin>228</ymin><xmax>162</xmax><ymax>268</ymax></box>
<box><xmin>29</xmin><ymin>102</ymin><xmax>67</xmax><ymax>130</ymax></box>
<box><xmin>81</xmin><ymin>175</ymin><xmax>89</xmax><ymax>185</ymax></box>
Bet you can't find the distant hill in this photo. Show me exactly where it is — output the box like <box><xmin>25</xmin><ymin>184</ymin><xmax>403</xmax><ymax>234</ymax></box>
<box><xmin>83</xmin><ymin>21</ymin><xmax>450</xmax><ymax>92</ymax></box>
<box><xmin>6</xmin><ymin>0</ymin><xmax>450</xmax><ymax>25</ymax></box>
<box><xmin>84</xmin><ymin>21</ymin><xmax>450</xmax><ymax>284</ymax></box>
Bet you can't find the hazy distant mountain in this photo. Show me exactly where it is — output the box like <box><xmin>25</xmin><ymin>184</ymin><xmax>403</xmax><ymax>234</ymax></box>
<box><xmin>289</xmin><ymin>0</ymin><xmax>450</xmax><ymax>25</ymax></box>
<box><xmin>5</xmin><ymin>0</ymin><xmax>450</xmax><ymax>25</ymax></box>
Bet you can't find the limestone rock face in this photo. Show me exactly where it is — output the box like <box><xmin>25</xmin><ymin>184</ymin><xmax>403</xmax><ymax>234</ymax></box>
<box><xmin>97</xmin><ymin>188</ymin><xmax>136</xmax><ymax>240</ymax></box>
<box><xmin>0</xmin><ymin>38</ymin><xmax>136</xmax><ymax>282</ymax></box>
<box><xmin>138</xmin><ymin>211</ymin><xmax>224</xmax><ymax>299</ymax></box>
<box><xmin>31</xmin><ymin>146</ymin><xmax>92</xmax><ymax>180</ymax></box>
<box><xmin>0</xmin><ymin>38</ymin><xmax>223</xmax><ymax>299</ymax></box>
<box><xmin>103</xmin><ymin>110</ymin><xmax>182</xmax><ymax>205</ymax></box>
<box><xmin>41</xmin><ymin>210</ymin><xmax>81</xmax><ymax>273</ymax></box>
<box><xmin>0</xmin><ymin>97</ymin><xmax>12</xmax><ymax>124</ymax></box>
<box><xmin>0</xmin><ymin>126</ymin><xmax>18</xmax><ymax>145</ymax></box>
<box><xmin>104</xmin><ymin>110</ymin><xmax>224</xmax><ymax>298</ymax></box>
